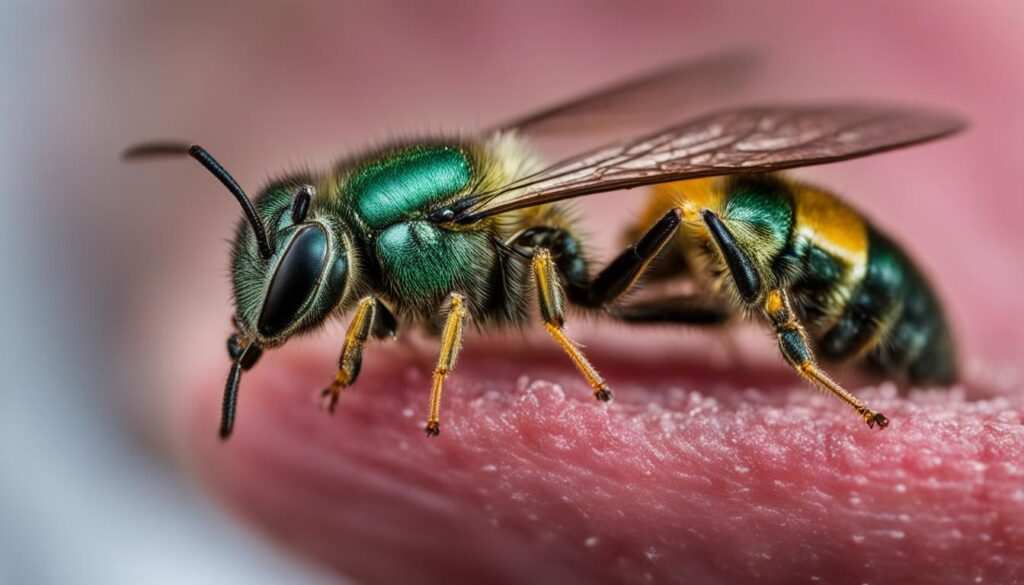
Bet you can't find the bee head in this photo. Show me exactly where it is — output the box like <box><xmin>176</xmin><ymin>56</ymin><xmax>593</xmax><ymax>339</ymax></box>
<box><xmin>122</xmin><ymin>142</ymin><xmax>357</xmax><ymax>439</ymax></box>
<box><xmin>231</xmin><ymin>181</ymin><xmax>355</xmax><ymax>348</ymax></box>
<box><xmin>121</xmin><ymin>143</ymin><xmax>356</xmax><ymax>348</ymax></box>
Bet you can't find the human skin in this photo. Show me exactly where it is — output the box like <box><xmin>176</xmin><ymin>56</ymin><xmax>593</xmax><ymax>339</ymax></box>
<box><xmin>104</xmin><ymin>2</ymin><xmax>1024</xmax><ymax>584</ymax></box>
<box><xmin>185</xmin><ymin>339</ymin><xmax>1023</xmax><ymax>585</ymax></box>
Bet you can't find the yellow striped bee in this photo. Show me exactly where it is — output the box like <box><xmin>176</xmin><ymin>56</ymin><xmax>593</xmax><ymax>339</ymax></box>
<box><xmin>126</xmin><ymin>51</ymin><xmax>962</xmax><ymax>437</ymax></box>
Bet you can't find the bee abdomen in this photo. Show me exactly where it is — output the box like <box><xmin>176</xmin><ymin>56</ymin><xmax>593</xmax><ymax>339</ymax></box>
<box><xmin>815</xmin><ymin>226</ymin><xmax>957</xmax><ymax>385</ymax></box>
<box><xmin>815</xmin><ymin>228</ymin><xmax>902</xmax><ymax>362</ymax></box>
<box><xmin>861</xmin><ymin>229</ymin><xmax>957</xmax><ymax>385</ymax></box>
<box><xmin>777</xmin><ymin>181</ymin><xmax>957</xmax><ymax>386</ymax></box>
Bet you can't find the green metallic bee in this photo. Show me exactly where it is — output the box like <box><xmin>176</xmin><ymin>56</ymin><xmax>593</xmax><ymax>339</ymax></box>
<box><xmin>125</xmin><ymin>51</ymin><xmax>963</xmax><ymax>439</ymax></box>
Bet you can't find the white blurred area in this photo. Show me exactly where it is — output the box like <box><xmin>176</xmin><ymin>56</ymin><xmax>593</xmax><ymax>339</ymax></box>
<box><xmin>0</xmin><ymin>3</ymin><xmax>338</xmax><ymax>584</ymax></box>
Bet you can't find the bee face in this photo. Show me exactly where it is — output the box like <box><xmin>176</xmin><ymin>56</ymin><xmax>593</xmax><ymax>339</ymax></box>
<box><xmin>233</xmin><ymin>183</ymin><xmax>354</xmax><ymax>347</ymax></box>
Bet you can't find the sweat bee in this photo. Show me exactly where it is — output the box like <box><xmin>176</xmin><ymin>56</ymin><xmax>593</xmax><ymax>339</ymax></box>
<box><xmin>125</xmin><ymin>50</ymin><xmax>963</xmax><ymax>438</ymax></box>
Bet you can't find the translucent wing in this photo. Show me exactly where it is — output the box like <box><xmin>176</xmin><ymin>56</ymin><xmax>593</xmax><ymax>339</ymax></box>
<box><xmin>453</xmin><ymin>104</ymin><xmax>964</xmax><ymax>223</ymax></box>
<box><xmin>491</xmin><ymin>48</ymin><xmax>760</xmax><ymax>138</ymax></box>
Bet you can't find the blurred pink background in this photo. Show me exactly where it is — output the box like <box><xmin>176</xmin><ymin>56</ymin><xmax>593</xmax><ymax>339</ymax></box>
<box><xmin>3</xmin><ymin>1</ymin><xmax>1021</xmax><ymax>583</ymax></box>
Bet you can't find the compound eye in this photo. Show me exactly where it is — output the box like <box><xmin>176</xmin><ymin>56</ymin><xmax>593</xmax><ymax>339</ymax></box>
<box><xmin>291</xmin><ymin>185</ymin><xmax>315</xmax><ymax>224</ymax></box>
<box><xmin>257</xmin><ymin>225</ymin><xmax>327</xmax><ymax>337</ymax></box>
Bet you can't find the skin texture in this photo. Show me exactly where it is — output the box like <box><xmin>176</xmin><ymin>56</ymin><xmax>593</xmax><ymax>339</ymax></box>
<box><xmin>83</xmin><ymin>2</ymin><xmax>1024</xmax><ymax>584</ymax></box>
<box><xmin>187</xmin><ymin>338</ymin><xmax>1023</xmax><ymax>585</ymax></box>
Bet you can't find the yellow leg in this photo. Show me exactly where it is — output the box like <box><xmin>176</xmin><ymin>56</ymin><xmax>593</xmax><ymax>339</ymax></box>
<box><xmin>763</xmin><ymin>289</ymin><xmax>889</xmax><ymax>429</ymax></box>
<box><xmin>425</xmin><ymin>293</ymin><xmax>468</xmax><ymax>437</ymax></box>
<box><xmin>533</xmin><ymin>249</ymin><xmax>611</xmax><ymax>401</ymax></box>
<box><xmin>321</xmin><ymin>296</ymin><xmax>377</xmax><ymax>413</ymax></box>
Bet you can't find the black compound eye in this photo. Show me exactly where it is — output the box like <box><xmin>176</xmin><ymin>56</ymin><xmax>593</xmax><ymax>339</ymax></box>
<box><xmin>258</xmin><ymin>226</ymin><xmax>327</xmax><ymax>337</ymax></box>
<box><xmin>291</xmin><ymin>185</ymin><xmax>315</xmax><ymax>224</ymax></box>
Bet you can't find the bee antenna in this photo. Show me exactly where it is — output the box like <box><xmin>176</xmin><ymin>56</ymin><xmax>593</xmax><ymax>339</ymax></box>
<box><xmin>123</xmin><ymin>141</ymin><xmax>274</xmax><ymax>260</ymax></box>
<box><xmin>219</xmin><ymin>361</ymin><xmax>242</xmax><ymax>439</ymax></box>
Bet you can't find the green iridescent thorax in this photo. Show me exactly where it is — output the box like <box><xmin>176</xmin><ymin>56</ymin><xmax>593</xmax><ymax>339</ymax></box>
<box><xmin>348</xmin><ymin>144</ymin><xmax>473</xmax><ymax>229</ymax></box>
<box><xmin>337</xmin><ymin>142</ymin><xmax>501</xmax><ymax>307</ymax></box>
<box><xmin>377</xmin><ymin>221</ymin><xmax>496</xmax><ymax>301</ymax></box>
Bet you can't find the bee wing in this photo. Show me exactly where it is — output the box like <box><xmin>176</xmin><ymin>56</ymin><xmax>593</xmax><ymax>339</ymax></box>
<box><xmin>490</xmin><ymin>48</ymin><xmax>760</xmax><ymax>138</ymax></box>
<box><xmin>452</xmin><ymin>104</ymin><xmax>965</xmax><ymax>223</ymax></box>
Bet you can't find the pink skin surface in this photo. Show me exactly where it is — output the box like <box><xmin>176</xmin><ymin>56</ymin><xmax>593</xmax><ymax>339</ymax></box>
<box><xmin>105</xmin><ymin>2</ymin><xmax>1024</xmax><ymax>584</ymax></box>
<box><xmin>187</xmin><ymin>338</ymin><xmax>1023</xmax><ymax>585</ymax></box>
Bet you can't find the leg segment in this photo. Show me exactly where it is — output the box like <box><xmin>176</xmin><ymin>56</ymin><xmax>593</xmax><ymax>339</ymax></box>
<box><xmin>425</xmin><ymin>293</ymin><xmax>469</xmax><ymax>436</ymax></box>
<box><xmin>508</xmin><ymin>207</ymin><xmax>683</xmax><ymax>309</ymax></box>
<box><xmin>702</xmin><ymin>209</ymin><xmax>888</xmax><ymax>429</ymax></box>
<box><xmin>586</xmin><ymin>207</ymin><xmax>683</xmax><ymax>307</ymax></box>
<box><xmin>764</xmin><ymin>290</ymin><xmax>889</xmax><ymax>429</ymax></box>
<box><xmin>612</xmin><ymin>294</ymin><xmax>731</xmax><ymax>325</ymax></box>
<box><xmin>701</xmin><ymin>209</ymin><xmax>761</xmax><ymax>303</ymax></box>
<box><xmin>321</xmin><ymin>297</ymin><xmax>378</xmax><ymax>413</ymax></box>
<box><xmin>532</xmin><ymin>249</ymin><xmax>611</xmax><ymax>401</ymax></box>
<box><xmin>505</xmin><ymin>209</ymin><xmax>683</xmax><ymax>402</ymax></box>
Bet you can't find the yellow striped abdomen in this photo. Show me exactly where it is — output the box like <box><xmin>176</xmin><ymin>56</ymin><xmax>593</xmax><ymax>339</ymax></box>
<box><xmin>632</xmin><ymin>175</ymin><xmax>957</xmax><ymax>386</ymax></box>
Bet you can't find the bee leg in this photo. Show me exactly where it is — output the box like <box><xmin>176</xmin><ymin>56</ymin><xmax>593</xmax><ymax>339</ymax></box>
<box><xmin>532</xmin><ymin>248</ymin><xmax>612</xmax><ymax>401</ymax></box>
<box><xmin>511</xmin><ymin>209</ymin><xmax>682</xmax><ymax>400</ymax></box>
<box><xmin>321</xmin><ymin>297</ymin><xmax>383</xmax><ymax>413</ymax></box>
<box><xmin>612</xmin><ymin>294</ymin><xmax>731</xmax><ymax>325</ymax></box>
<box><xmin>425</xmin><ymin>293</ymin><xmax>469</xmax><ymax>437</ymax></box>
<box><xmin>220</xmin><ymin>335</ymin><xmax>262</xmax><ymax>440</ymax></box>
<box><xmin>370</xmin><ymin>299</ymin><xmax>399</xmax><ymax>339</ymax></box>
<box><xmin>507</xmin><ymin>207</ymin><xmax>681</xmax><ymax>308</ymax></box>
<box><xmin>703</xmin><ymin>209</ymin><xmax>888</xmax><ymax>429</ymax></box>
<box><xmin>584</xmin><ymin>207</ymin><xmax>683</xmax><ymax>307</ymax></box>
<box><xmin>763</xmin><ymin>289</ymin><xmax>889</xmax><ymax>430</ymax></box>
<box><xmin>701</xmin><ymin>209</ymin><xmax>762</xmax><ymax>303</ymax></box>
